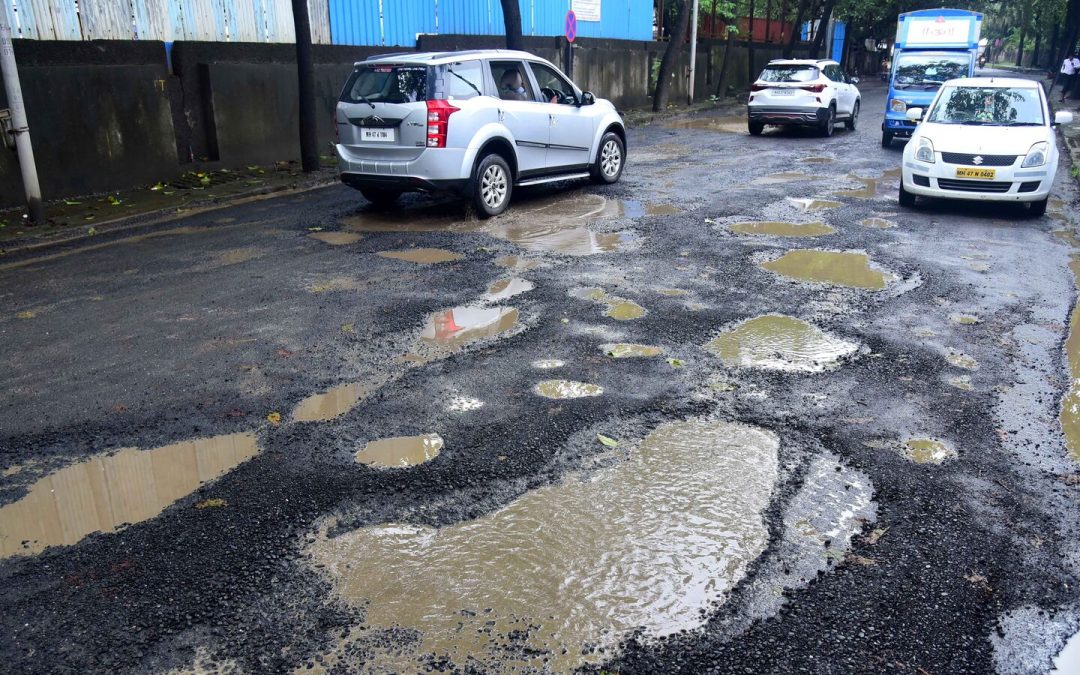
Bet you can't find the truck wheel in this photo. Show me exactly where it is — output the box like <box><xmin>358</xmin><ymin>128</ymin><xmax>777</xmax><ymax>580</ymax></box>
<box><xmin>881</xmin><ymin>131</ymin><xmax>894</xmax><ymax>148</ymax></box>
<box><xmin>819</xmin><ymin>105</ymin><xmax>835</xmax><ymax>137</ymax></box>
<box><xmin>590</xmin><ymin>132</ymin><xmax>625</xmax><ymax>184</ymax></box>
<box><xmin>748</xmin><ymin>120</ymin><xmax>765</xmax><ymax>136</ymax></box>
<box><xmin>898</xmin><ymin>181</ymin><xmax>916</xmax><ymax>208</ymax></box>
<box><xmin>359</xmin><ymin>187</ymin><xmax>402</xmax><ymax>207</ymax></box>
<box><xmin>471</xmin><ymin>153</ymin><xmax>512</xmax><ymax>218</ymax></box>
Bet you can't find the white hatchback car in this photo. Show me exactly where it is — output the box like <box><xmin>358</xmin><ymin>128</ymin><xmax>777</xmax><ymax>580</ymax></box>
<box><xmin>900</xmin><ymin>77</ymin><xmax>1072</xmax><ymax>216</ymax></box>
<box><xmin>747</xmin><ymin>59</ymin><xmax>861</xmax><ymax>137</ymax></box>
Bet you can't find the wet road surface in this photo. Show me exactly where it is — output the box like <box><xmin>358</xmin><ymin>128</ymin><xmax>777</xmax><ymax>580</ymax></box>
<box><xmin>2</xmin><ymin>76</ymin><xmax>1080</xmax><ymax>673</ymax></box>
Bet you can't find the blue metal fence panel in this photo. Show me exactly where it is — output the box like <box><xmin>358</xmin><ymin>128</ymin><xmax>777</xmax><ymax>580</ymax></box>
<box><xmin>383</xmin><ymin>0</ymin><xmax>438</xmax><ymax>47</ymax></box>
<box><xmin>830</xmin><ymin>20</ymin><xmax>845</xmax><ymax>62</ymax></box>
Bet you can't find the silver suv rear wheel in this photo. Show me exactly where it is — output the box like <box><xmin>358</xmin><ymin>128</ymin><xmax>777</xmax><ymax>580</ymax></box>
<box><xmin>472</xmin><ymin>153</ymin><xmax>513</xmax><ymax>218</ymax></box>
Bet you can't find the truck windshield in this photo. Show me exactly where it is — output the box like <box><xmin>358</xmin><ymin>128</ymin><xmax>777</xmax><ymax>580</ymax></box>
<box><xmin>758</xmin><ymin>65</ymin><xmax>818</xmax><ymax>83</ymax></box>
<box><xmin>341</xmin><ymin>65</ymin><xmax>428</xmax><ymax>104</ymax></box>
<box><xmin>927</xmin><ymin>86</ymin><xmax>1045</xmax><ymax>126</ymax></box>
<box><xmin>893</xmin><ymin>53</ymin><xmax>969</xmax><ymax>90</ymax></box>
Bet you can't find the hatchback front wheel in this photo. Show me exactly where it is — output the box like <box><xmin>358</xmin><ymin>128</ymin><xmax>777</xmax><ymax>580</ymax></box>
<box><xmin>472</xmin><ymin>153</ymin><xmax>512</xmax><ymax>218</ymax></box>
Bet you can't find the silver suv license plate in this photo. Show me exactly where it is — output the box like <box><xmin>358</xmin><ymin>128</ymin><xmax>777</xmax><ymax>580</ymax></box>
<box><xmin>361</xmin><ymin>128</ymin><xmax>395</xmax><ymax>142</ymax></box>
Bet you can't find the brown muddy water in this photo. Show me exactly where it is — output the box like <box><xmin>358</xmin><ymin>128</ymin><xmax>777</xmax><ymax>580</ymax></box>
<box><xmin>800</xmin><ymin>156</ymin><xmax>835</xmax><ymax>164</ymax></box>
<box><xmin>704</xmin><ymin>314</ymin><xmax>859</xmax><ymax>373</ymax></box>
<box><xmin>752</xmin><ymin>172</ymin><xmax>815</xmax><ymax>185</ymax></box>
<box><xmin>356</xmin><ymin>434</ymin><xmax>443</xmax><ymax>468</ymax></box>
<box><xmin>1060</xmin><ymin>258</ymin><xmax>1080</xmax><ymax>460</ymax></box>
<box><xmin>663</xmin><ymin>115</ymin><xmax>748</xmax><ymax>133</ymax></box>
<box><xmin>859</xmin><ymin>217</ymin><xmax>897</xmax><ymax>229</ymax></box>
<box><xmin>787</xmin><ymin>198</ymin><xmax>843</xmax><ymax>212</ymax></box>
<box><xmin>494</xmin><ymin>255</ymin><xmax>541</xmax><ymax>270</ymax></box>
<box><xmin>903</xmin><ymin>438</ymin><xmax>958</xmax><ymax>464</ymax></box>
<box><xmin>0</xmin><ymin>433</ymin><xmax>258</xmax><ymax>558</ymax></box>
<box><xmin>482</xmin><ymin>277</ymin><xmax>535</xmax><ymax>303</ymax></box>
<box><xmin>602</xmin><ymin>343</ymin><xmax>665</xmax><ymax>358</ymax></box>
<box><xmin>308</xmin><ymin>231</ymin><xmax>363</xmax><ymax>246</ymax></box>
<box><xmin>307</xmin><ymin>419</ymin><xmax>779</xmax><ymax>671</ymax></box>
<box><xmin>571</xmin><ymin>287</ymin><xmax>647</xmax><ymax>320</ymax></box>
<box><xmin>833</xmin><ymin>176</ymin><xmax>879</xmax><ymax>199</ymax></box>
<box><xmin>760</xmin><ymin>250</ymin><xmax>890</xmax><ymax>289</ymax></box>
<box><xmin>405</xmin><ymin>306</ymin><xmax>519</xmax><ymax>364</ymax></box>
<box><xmin>376</xmin><ymin>248</ymin><xmax>465</xmax><ymax>264</ymax></box>
<box><xmin>292</xmin><ymin>380</ymin><xmax>385</xmax><ymax>423</ymax></box>
<box><xmin>534</xmin><ymin>380</ymin><xmax>604</xmax><ymax>398</ymax></box>
<box><xmin>729</xmin><ymin>221</ymin><xmax>835</xmax><ymax>237</ymax></box>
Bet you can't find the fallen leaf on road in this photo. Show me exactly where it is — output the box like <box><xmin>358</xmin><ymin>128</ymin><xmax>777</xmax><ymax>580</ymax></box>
<box><xmin>965</xmin><ymin>569</ymin><xmax>992</xmax><ymax>591</ymax></box>
<box><xmin>194</xmin><ymin>498</ymin><xmax>228</xmax><ymax>509</ymax></box>
<box><xmin>667</xmin><ymin>358</ymin><xmax>686</xmax><ymax>368</ymax></box>
<box><xmin>1061</xmin><ymin>474</ymin><xmax>1080</xmax><ymax>486</ymax></box>
<box><xmin>86</xmin><ymin>227</ymin><xmax>97</xmax><ymax>235</ymax></box>
<box><xmin>276</xmin><ymin>348</ymin><xmax>293</xmax><ymax>358</ymax></box>
<box><xmin>266</xmin><ymin>411</ymin><xmax>282</xmax><ymax>426</ymax></box>
<box><xmin>15</xmin><ymin>310</ymin><xmax>36</xmax><ymax>319</ymax></box>
<box><xmin>865</xmin><ymin>527</ymin><xmax>888</xmax><ymax>545</ymax></box>
<box><xmin>341</xmin><ymin>323</ymin><xmax>356</xmax><ymax>334</ymax></box>
<box><xmin>597</xmin><ymin>434</ymin><xmax>619</xmax><ymax>448</ymax></box>
<box><xmin>847</xmin><ymin>554</ymin><xmax>877</xmax><ymax>566</ymax></box>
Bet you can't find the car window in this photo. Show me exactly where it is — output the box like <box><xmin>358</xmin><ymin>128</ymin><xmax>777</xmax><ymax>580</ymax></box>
<box><xmin>490</xmin><ymin>61</ymin><xmax>536</xmax><ymax>102</ymax></box>
<box><xmin>341</xmin><ymin>64</ymin><xmax>428</xmax><ymax>104</ymax></box>
<box><xmin>445</xmin><ymin>60</ymin><xmax>484</xmax><ymax>100</ymax></box>
<box><xmin>758</xmin><ymin>65</ymin><xmax>818</xmax><ymax>83</ymax></box>
<box><xmin>530</xmin><ymin>62</ymin><xmax>578</xmax><ymax>104</ymax></box>
<box><xmin>927</xmin><ymin>86</ymin><xmax>1045</xmax><ymax>126</ymax></box>
<box><xmin>825</xmin><ymin>65</ymin><xmax>842</xmax><ymax>82</ymax></box>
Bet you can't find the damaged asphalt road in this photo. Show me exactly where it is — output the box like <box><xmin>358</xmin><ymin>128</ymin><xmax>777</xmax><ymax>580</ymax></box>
<box><xmin>2</xmin><ymin>78</ymin><xmax>1080</xmax><ymax>673</ymax></box>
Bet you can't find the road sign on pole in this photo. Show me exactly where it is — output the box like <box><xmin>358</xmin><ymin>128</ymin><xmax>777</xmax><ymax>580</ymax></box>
<box><xmin>565</xmin><ymin>10</ymin><xmax>577</xmax><ymax>43</ymax></box>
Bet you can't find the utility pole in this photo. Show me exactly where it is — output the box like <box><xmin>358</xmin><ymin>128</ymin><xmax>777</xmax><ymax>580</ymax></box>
<box><xmin>0</xmin><ymin>21</ymin><xmax>45</xmax><ymax>224</ymax></box>
<box><xmin>291</xmin><ymin>0</ymin><xmax>319</xmax><ymax>172</ymax></box>
<box><xmin>688</xmin><ymin>0</ymin><xmax>699</xmax><ymax>103</ymax></box>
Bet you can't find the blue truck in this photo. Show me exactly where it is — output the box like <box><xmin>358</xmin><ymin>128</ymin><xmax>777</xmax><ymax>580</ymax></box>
<box><xmin>881</xmin><ymin>8</ymin><xmax>983</xmax><ymax>148</ymax></box>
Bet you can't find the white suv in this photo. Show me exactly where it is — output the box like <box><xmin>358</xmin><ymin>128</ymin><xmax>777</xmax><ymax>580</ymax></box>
<box><xmin>747</xmin><ymin>59</ymin><xmax>861</xmax><ymax>137</ymax></box>
<box><xmin>335</xmin><ymin>50</ymin><xmax>627</xmax><ymax>217</ymax></box>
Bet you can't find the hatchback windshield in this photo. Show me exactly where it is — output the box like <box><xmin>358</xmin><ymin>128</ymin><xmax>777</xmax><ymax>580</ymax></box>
<box><xmin>758</xmin><ymin>65</ymin><xmax>818</xmax><ymax>83</ymax></box>
<box><xmin>341</xmin><ymin>65</ymin><xmax>428</xmax><ymax>104</ymax></box>
<box><xmin>927</xmin><ymin>86</ymin><xmax>1045</xmax><ymax>126</ymax></box>
<box><xmin>893</xmin><ymin>53</ymin><xmax>969</xmax><ymax>90</ymax></box>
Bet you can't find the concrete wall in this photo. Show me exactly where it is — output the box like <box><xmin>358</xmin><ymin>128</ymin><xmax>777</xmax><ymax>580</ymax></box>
<box><xmin>0</xmin><ymin>36</ymin><xmax>808</xmax><ymax>208</ymax></box>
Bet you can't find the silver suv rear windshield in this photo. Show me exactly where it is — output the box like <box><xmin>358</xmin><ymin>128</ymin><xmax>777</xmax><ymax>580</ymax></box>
<box><xmin>341</xmin><ymin>65</ymin><xmax>429</xmax><ymax>104</ymax></box>
<box><xmin>759</xmin><ymin>65</ymin><xmax>818</xmax><ymax>83</ymax></box>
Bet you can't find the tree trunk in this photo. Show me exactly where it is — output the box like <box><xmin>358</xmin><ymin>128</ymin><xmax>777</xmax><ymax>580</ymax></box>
<box><xmin>653</xmin><ymin>0</ymin><xmax>692</xmax><ymax>111</ymax></box>
<box><xmin>747</xmin><ymin>0</ymin><xmax>756</xmax><ymax>85</ymax></box>
<box><xmin>809</xmin><ymin>0</ymin><xmax>836</xmax><ymax>59</ymax></box>
<box><xmin>1047</xmin><ymin>21</ymin><xmax>1060</xmax><ymax>72</ymax></box>
<box><xmin>1015</xmin><ymin>6</ymin><xmax>1027</xmax><ymax>67</ymax></box>
<box><xmin>1032</xmin><ymin>14</ymin><xmax>1042</xmax><ymax>70</ymax></box>
<box><xmin>1054</xmin><ymin>0</ymin><xmax>1080</xmax><ymax>93</ymax></box>
<box><xmin>784</xmin><ymin>0</ymin><xmax>810</xmax><ymax>58</ymax></box>
<box><xmin>500</xmin><ymin>0</ymin><xmax>524</xmax><ymax>51</ymax></box>
<box><xmin>765</xmin><ymin>0</ymin><xmax>773</xmax><ymax>42</ymax></box>
<box><xmin>290</xmin><ymin>0</ymin><xmax>318</xmax><ymax>173</ymax></box>
<box><xmin>716</xmin><ymin>26</ymin><xmax>737</xmax><ymax>97</ymax></box>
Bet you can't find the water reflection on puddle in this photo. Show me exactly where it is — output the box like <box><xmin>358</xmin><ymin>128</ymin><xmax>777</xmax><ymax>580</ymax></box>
<box><xmin>376</xmin><ymin>248</ymin><xmax>464</xmax><ymax>264</ymax></box>
<box><xmin>602</xmin><ymin>343</ymin><xmax>665</xmax><ymax>358</ymax></box>
<box><xmin>571</xmin><ymin>287</ymin><xmax>647</xmax><ymax>320</ymax></box>
<box><xmin>494</xmin><ymin>255</ymin><xmax>541</xmax><ymax>270</ymax></box>
<box><xmin>356</xmin><ymin>434</ymin><xmax>443</xmax><ymax>468</ymax></box>
<box><xmin>946</xmin><ymin>350</ymin><xmax>979</xmax><ymax>370</ymax></box>
<box><xmin>534</xmin><ymin>380</ymin><xmax>603</xmax><ymax>398</ymax></box>
<box><xmin>860</xmin><ymin>217</ymin><xmax>897</xmax><ymax>229</ymax></box>
<box><xmin>482</xmin><ymin>277</ymin><xmax>534</xmax><ymax>303</ymax></box>
<box><xmin>833</xmin><ymin>176</ymin><xmax>878</xmax><ymax>199</ymax></box>
<box><xmin>664</xmin><ymin>115</ymin><xmax>748</xmax><ymax>133</ymax></box>
<box><xmin>308</xmin><ymin>419</ymin><xmax>779</xmax><ymax>671</ymax></box>
<box><xmin>788</xmin><ymin>198</ymin><xmax>843</xmax><ymax>212</ymax></box>
<box><xmin>406</xmin><ymin>306</ymin><xmax>519</xmax><ymax>364</ymax></box>
<box><xmin>0</xmin><ymin>433</ymin><xmax>259</xmax><ymax>558</ymax></box>
<box><xmin>309</xmin><ymin>231</ymin><xmax>363</xmax><ymax>246</ymax></box>
<box><xmin>760</xmin><ymin>250</ymin><xmax>890</xmax><ymax>289</ymax></box>
<box><xmin>903</xmin><ymin>438</ymin><xmax>957</xmax><ymax>464</ymax></box>
<box><xmin>704</xmin><ymin>314</ymin><xmax>859</xmax><ymax>372</ymax></box>
<box><xmin>292</xmin><ymin>380</ymin><xmax>383</xmax><ymax>423</ymax></box>
<box><xmin>753</xmin><ymin>172</ymin><xmax>815</xmax><ymax>185</ymax></box>
<box><xmin>730</xmin><ymin>221</ymin><xmax>835</xmax><ymax>237</ymax></box>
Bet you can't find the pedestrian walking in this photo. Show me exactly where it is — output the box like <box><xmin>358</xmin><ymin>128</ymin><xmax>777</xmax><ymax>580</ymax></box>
<box><xmin>1061</xmin><ymin>53</ymin><xmax>1080</xmax><ymax>102</ymax></box>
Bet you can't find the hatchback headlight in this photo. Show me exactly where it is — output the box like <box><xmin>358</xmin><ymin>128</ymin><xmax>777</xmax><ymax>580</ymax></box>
<box><xmin>914</xmin><ymin>137</ymin><xmax>935</xmax><ymax>163</ymax></box>
<box><xmin>1021</xmin><ymin>142</ymin><xmax>1049</xmax><ymax>168</ymax></box>
<box><xmin>890</xmin><ymin>98</ymin><xmax>908</xmax><ymax>113</ymax></box>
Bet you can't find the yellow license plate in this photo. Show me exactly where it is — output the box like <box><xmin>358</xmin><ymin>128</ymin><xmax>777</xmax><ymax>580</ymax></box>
<box><xmin>955</xmin><ymin>167</ymin><xmax>996</xmax><ymax>179</ymax></box>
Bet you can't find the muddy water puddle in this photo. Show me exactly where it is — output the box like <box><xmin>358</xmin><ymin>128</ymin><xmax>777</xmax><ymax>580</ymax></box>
<box><xmin>292</xmin><ymin>380</ymin><xmax>385</xmax><ymax>423</ymax></box>
<box><xmin>730</xmin><ymin>221</ymin><xmax>834</xmax><ymax>237</ymax></box>
<box><xmin>494</xmin><ymin>255</ymin><xmax>541</xmax><ymax>270</ymax></box>
<box><xmin>356</xmin><ymin>434</ymin><xmax>443</xmax><ymax>468</ymax></box>
<box><xmin>602</xmin><ymin>343</ymin><xmax>665</xmax><ymax>358</ymax></box>
<box><xmin>946</xmin><ymin>350</ymin><xmax>979</xmax><ymax>370</ymax></box>
<box><xmin>903</xmin><ymin>438</ymin><xmax>958</xmax><ymax>464</ymax></box>
<box><xmin>949</xmin><ymin>375</ymin><xmax>974</xmax><ymax>391</ymax></box>
<box><xmin>309</xmin><ymin>231</ymin><xmax>363</xmax><ymax>246</ymax></box>
<box><xmin>571</xmin><ymin>287</ymin><xmax>647</xmax><ymax>320</ymax></box>
<box><xmin>482</xmin><ymin>277</ymin><xmax>534</xmax><ymax>303</ymax></box>
<box><xmin>534</xmin><ymin>380</ymin><xmax>603</xmax><ymax>398</ymax></box>
<box><xmin>753</xmin><ymin>172</ymin><xmax>816</xmax><ymax>185</ymax></box>
<box><xmin>406</xmin><ymin>306</ymin><xmax>519</xmax><ymax>364</ymax></box>
<box><xmin>664</xmin><ymin>115</ymin><xmax>748</xmax><ymax>133</ymax></box>
<box><xmin>833</xmin><ymin>176</ymin><xmax>879</xmax><ymax>199</ymax></box>
<box><xmin>1061</xmin><ymin>259</ymin><xmax>1080</xmax><ymax>460</ymax></box>
<box><xmin>950</xmin><ymin>313</ymin><xmax>981</xmax><ymax>325</ymax></box>
<box><xmin>658</xmin><ymin>288</ymin><xmax>690</xmax><ymax>296</ymax></box>
<box><xmin>376</xmin><ymin>248</ymin><xmax>464</xmax><ymax>264</ymax></box>
<box><xmin>760</xmin><ymin>250</ymin><xmax>890</xmax><ymax>289</ymax></box>
<box><xmin>531</xmin><ymin>358</ymin><xmax>565</xmax><ymax>369</ymax></box>
<box><xmin>800</xmin><ymin>156</ymin><xmax>835</xmax><ymax>164</ymax></box>
<box><xmin>860</xmin><ymin>217</ymin><xmax>897</xmax><ymax>229</ymax></box>
<box><xmin>308</xmin><ymin>419</ymin><xmax>779</xmax><ymax>671</ymax></box>
<box><xmin>704</xmin><ymin>314</ymin><xmax>859</xmax><ymax>372</ymax></box>
<box><xmin>788</xmin><ymin>198</ymin><xmax>843</xmax><ymax>212</ymax></box>
<box><xmin>0</xmin><ymin>433</ymin><xmax>258</xmax><ymax>558</ymax></box>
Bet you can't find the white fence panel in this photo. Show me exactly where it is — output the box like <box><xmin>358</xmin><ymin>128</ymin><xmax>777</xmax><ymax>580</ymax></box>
<box><xmin>81</xmin><ymin>0</ymin><xmax>135</xmax><ymax>40</ymax></box>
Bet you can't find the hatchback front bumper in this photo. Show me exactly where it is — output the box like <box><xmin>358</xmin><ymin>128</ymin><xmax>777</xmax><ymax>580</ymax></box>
<box><xmin>902</xmin><ymin>159</ymin><xmax>1053</xmax><ymax>202</ymax></box>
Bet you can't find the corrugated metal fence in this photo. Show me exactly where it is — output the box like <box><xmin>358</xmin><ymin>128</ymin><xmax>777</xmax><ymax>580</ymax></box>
<box><xmin>330</xmin><ymin>0</ymin><xmax>653</xmax><ymax>47</ymax></box>
<box><xmin>2</xmin><ymin>0</ymin><xmax>648</xmax><ymax>46</ymax></box>
<box><xmin>1</xmin><ymin>0</ymin><xmax>332</xmax><ymax>43</ymax></box>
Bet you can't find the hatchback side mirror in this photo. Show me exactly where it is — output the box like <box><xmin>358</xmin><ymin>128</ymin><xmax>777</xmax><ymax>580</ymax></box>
<box><xmin>1055</xmin><ymin>110</ymin><xmax>1074</xmax><ymax>125</ymax></box>
<box><xmin>579</xmin><ymin>91</ymin><xmax>595</xmax><ymax>106</ymax></box>
<box><xmin>906</xmin><ymin>107</ymin><xmax>924</xmax><ymax>121</ymax></box>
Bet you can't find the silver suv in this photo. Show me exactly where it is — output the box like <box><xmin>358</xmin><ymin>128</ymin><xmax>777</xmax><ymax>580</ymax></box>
<box><xmin>334</xmin><ymin>50</ymin><xmax>627</xmax><ymax>217</ymax></box>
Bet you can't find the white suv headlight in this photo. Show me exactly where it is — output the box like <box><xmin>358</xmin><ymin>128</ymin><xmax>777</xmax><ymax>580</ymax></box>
<box><xmin>914</xmin><ymin>137</ymin><xmax>935</xmax><ymax>163</ymax></box>
<box><xmin>1021</xmin><ymin>142</ymin><xmax>1049</xmax><ymax>168</ymax></box>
